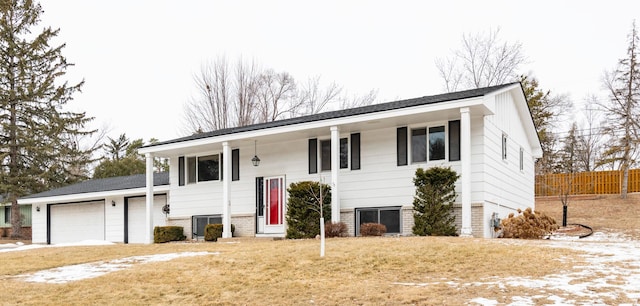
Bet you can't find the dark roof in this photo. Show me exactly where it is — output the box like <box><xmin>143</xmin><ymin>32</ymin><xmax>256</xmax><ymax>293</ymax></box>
<box><xmin>20</xmin><ymin>172</ymin><xmax>169</xmax><ymax>200</ymax></box>
<box><xmin>144</xmin><ymin>82</ymin><xmax>519</xmax><ymax>148</ymax></box>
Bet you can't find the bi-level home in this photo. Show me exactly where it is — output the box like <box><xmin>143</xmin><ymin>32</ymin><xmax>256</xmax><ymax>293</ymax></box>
<box><xmin>20</xmin><ymin>82</ymin><xmax>541</xmax><ymax>244</ymax></box>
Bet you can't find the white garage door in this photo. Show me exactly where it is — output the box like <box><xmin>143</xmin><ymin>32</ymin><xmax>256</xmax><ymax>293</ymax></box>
<box><xmin>127</xmin><ymin>195</ymin><xmax>167</xmax><ymax>243</ymax></box>
<box><xmin>50</xmin><ymin>201</ymin><xmax>105</xmax><ymax>244</ymax></box>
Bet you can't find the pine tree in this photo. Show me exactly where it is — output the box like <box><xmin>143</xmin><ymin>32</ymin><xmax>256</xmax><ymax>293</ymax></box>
<box><xmin>412</xmin><ymin>167</ymin><xmax>459</xmax><ymax>236</ymax></box>
<box><xmin>601</xmin><ymin>21</ymin><xmax>640</xmax><ymax>199</ymax></box>
<box><xmin>285</xmin><ymin>181</ymin><xmax>331</xmax><ymax>239</ymax></box>
<box><xmin>0</xmin><ymin>0</ymin><xmax>94</xmax><ymax>238</ymax></box>
<box><xmin>93</xmin><ymin>135</ymin><xmax>146</xmax><ymax>178</ymax></box>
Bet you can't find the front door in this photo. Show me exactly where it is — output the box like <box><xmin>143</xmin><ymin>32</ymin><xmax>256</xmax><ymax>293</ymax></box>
<box><xmin>262</xmin><ymin>176</ymin><xmax>285</xmax><ymax>234</ymax></box>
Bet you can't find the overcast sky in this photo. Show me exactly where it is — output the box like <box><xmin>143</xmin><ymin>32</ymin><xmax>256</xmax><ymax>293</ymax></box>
<box><xmin>38</xmin><ymin>0</ymin><xmax>640</xmax><ymax>143</ymax></box>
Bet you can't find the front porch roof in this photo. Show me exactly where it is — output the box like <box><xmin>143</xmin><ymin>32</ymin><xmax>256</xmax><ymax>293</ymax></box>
<box><xmin>140</xmin><ymin>83</ymin><xmax>531</xmax><ymax>157</ymax></box>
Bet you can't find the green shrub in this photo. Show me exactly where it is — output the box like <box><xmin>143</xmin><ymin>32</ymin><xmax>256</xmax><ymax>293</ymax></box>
<box><xmin>204</xmin><ymin>224</ymin><xmax>236</xmax><ymax>242</ymax></box>
<box><xmin>154</xmin><ymin>226</ymin><xmax>186</xmax><ymax>243</ymax></box>
<box><xmin>325</xmin><ymin>222</ymin><xmax>348</xmax><ymax>238</ymax></box>
<box><xmin>360</xmin><ymin>223</ymin><xmax>386</xmax><ymax>236</ymax></box>
<box><xmin>286</xmin><ymin>181</ymin><xmax>331</xmax><ymax>239</ymax></box>
<box><xmin>412</xmin><ymin>167</ymin><xmax>459</xmax><ymax>236</ymax></box>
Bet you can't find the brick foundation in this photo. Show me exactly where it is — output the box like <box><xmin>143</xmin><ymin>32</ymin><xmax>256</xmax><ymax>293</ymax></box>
<box><xmin>231</xmin><ymin>214</ymin><xmax>255</xmax><ymax>237</ymax></box>
<box><xmin>0</xmin><ymin>227</ymin><xmax>32</xmax><ymax>240</ymax></box>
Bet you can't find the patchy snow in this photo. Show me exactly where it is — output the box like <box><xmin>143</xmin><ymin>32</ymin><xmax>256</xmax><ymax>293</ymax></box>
<box><xmin>395</xmin><ymin>232</ymin><xmax>640</xmax><ymax>305</ymax></box>
<box><xmin>16</xmin><ymin>251</ymin><xmax>218</xmax><ymax>284</ymax></box>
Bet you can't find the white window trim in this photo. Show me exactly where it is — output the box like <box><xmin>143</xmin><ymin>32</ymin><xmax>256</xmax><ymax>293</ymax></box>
<box><xmin>409</xmin><ymin>122</ymin><xmax>449</xmax><ymax>164</ymax></box>
<box><xmin>186</xmin><ymin>152</ymin><xmax>222</xmax><ymax>184</ymax></box>
<box><xmin>519</xmin><ymin>147</ymin><xmax>524</xmax><ymax>172</ymax></box>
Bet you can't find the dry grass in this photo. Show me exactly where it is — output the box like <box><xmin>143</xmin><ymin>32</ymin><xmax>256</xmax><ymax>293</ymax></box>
<box><xmin>0</xmin><ymin>237</ymin><xmax>578</xmax><ymax>305</ymax></box>
<box><xmin>1</xmin><ymin>194</ymin><xmax>637</xmax><ymax>304</ymax></box>
<box><xmin>536</xmin><ymin>193</ymin><xmax>640</xmax><ymax>238</ymax></box>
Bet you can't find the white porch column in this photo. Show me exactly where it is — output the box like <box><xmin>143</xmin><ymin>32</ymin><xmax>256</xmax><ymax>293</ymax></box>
<box><xmin>460</xmin><ymin>107</ymin><xmax>473</xmax><ymax>237</ymax></box>
<box><xmin>222</xmin><ymin>142</ymin><xmax>232</xmax><ymax>238</ymax></box>
<box><xmin>145</xmin><ymin>153</ymin><xmax>154</xmax><ymax>244</ymax></box>
<box><xmin>330</xmin><ymin>126</ymin><xmax>340</xmax><ymax>223</ymax></box>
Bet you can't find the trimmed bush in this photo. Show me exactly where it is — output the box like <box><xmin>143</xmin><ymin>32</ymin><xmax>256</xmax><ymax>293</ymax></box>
<box><xmin>286</xmin><ymin>181</ymin><xmax>331</xmax><ymax>239</ymax></box>
<box><xmin>204</xmin><ymin>224</ymin><xmax>236</xmax><ymax>242</ymax></box>
<box><xmin>360</xmin><ymin>223</ymin><xmax>386</xmax><ymax>236</ymax></box>
<box><xmin>325</xmin><ymin>222</ymin><xmax>348</xmax><ymax>238</ymax></box>
<box><xmin>154</xmin><ymin>226</ymin><xmax>186</xmax><ymax>243</ymax></box>
<box><xmin>412</xmin><ymin>167</ymin><xmax>459</xmax><ymax>236</ymax></box>
<box><xmin>500</xmin><ymin>208</ymin><xmax>559</xmax><ymax>239</ymax></box>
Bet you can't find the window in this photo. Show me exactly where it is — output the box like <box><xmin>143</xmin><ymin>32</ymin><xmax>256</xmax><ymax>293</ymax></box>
<box><xmin>502</xmin><ymin>134</ymin><xmax>508</xmax><ymax>160</ymax></box>
<box><xmin>184</xmin><ymin>154</ymin><xmax>221</xmax><ymax>184</ymax></box>
<box><xmin>4</xmin><ymin>206</ymin><xmax>10</xmax><ymax>224</ymax></box>
<box><xmin>308</xmin><ymin>139</ymin><xmax>318</xmax><ymax>174</ymax></box>
<box><xmin>350</xmin><ymin>133</ymin><xmax>361</xmax><ymax>170</ymax></box>
<box><xmin>192</xmin><ymin>215</ymin><xmax>222</xmax><ymax>237</ymax></box>
<box><xmin>397</xmin><ymin>127</ymin><xmax>408</xmax><ymax>166</ymax></box>
<box><xmin>198</xmin><ymin>155</ymin><xmax>220</xmax><ymax>181</ymax></box>
<box><xmin>519</xmin><ymin>147</ymin><xmax>524</xmax><ymax>171</ymax></box>
<box><xmin>319</xmin><ymin>138</ymin><xmax>348</xmax><ymax>171</ymax></box>
<box><xmin>429</xmin><ymin>126</ymin><xmax>445</xmax><ymax>160</ymax></box>
<box><xmin>232</xmin><ymin>149</ymin><xmax>240</xmax><ymax>181</ymax></box>
<box><xmin>356</xmin><ymin>207</ymin><xmax>401</xmax><ymax>235</ymax></box>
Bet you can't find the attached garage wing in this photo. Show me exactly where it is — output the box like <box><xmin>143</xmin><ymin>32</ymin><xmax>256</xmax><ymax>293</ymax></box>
<box><xmin>49</xmin><ymin>201</ymin><xmax>105</xmax><ymax>244</ymax></box>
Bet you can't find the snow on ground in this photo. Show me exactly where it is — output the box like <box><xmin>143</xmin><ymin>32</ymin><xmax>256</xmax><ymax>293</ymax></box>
<box><xmin>396</xmin><ymin>232</ymin><xmax>640</xmax><ymax>305</ymax></box>
<box><xmin>16</xmin><ymin>251</ymin><xmax>218</xmax><ymax>284</ymax></box>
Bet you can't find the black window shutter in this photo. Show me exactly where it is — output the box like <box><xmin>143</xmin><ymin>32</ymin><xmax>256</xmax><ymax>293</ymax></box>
<box><xmin>309</xmin><ymin>138</ymin><xmax>318</xmax><ymax>174</ymax></box>
<box><xmin>220</xmin><ymin>153</ymin><xmax>223</xmax><ymax>181</ymax></box>
<box><xmin>397</xmin><ymin>127</ymin><xmax>408</xmax><ymax>166</ymax></box>
<box><xmin>232</xmin><ymin>149</ymin><xmax>240</xmax><ymax>181</ymax></box>
<box><xmin>256</xmin><ymin>176</ymin><xmax>264</xmax><ymax>234</ymax></box>
<box><xmin>449</xmin><ymin>120</ymin><xmax>461</xmax><ymax>161</ymax></box>
<box><xmin>351</xmin><ymin>133</ymin><xmax>360</xmax><ymax>170</ymax></box>
<box><xmin>178</xmin><ymin>156</ymin><xmax>185</xmax><ymax>186</ymax></box>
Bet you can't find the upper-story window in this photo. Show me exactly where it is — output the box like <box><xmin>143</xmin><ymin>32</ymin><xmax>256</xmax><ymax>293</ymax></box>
<box><xmin>186</xmin><ymin>154</ymin><xmax>220</xmax><ymax>184</ymax></box>
<box><xmin>398</xmin><ymin>120</ymin><xmax>460</xmax><ymax>166</ymax></box>
<box><xmin>411</xmin><ymin>125</ymin><xmax>446</xmax><ymax>163</ymax></box>
<box><xmin>320</xmin><ymin>138</ymin><xmax>348</xmax><ymax>171</ymax></box>
<box><xmin>502</xmin><ymin>134</ymin><xmax>508</xmax><ymax>161</ymax></box>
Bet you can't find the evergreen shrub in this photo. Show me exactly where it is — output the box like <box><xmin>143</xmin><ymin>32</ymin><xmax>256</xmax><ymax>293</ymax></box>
<box><xmin>412</xmin><ymin>167</ymin><xmax>459</xmax><ymax>236</ymax></box>
<box><xmin>204</xmin><ymin>224</ymin><xmax>236</xmax><ymax>241</ymax></box>
<box><xmin>286</xmin><ymin>181</ymin><xmax>331</xmax><ymax>239</ymax></box>
<box><xmin>153</xmin><ymin>226</ymin><xmax>186</xmax><ymax>243</ymax></box>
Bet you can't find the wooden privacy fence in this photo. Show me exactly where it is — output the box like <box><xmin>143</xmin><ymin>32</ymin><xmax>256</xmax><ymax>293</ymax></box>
<box><xmin>535</xmin><ymin>169</ymin><xmax>640</xmax><ymax>196</ymax></box>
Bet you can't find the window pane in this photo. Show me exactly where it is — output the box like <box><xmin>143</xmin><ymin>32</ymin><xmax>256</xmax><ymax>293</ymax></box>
<box><xmin>351</xmin><ymin>133</ymin><xmax>360</xmax><ymax>170</ymax></box>
<box><xmin>380</xmin><ymin>209</ymin><xmax>400</xmax><ymax>233</ymax></box>
<box><xmin>187</xmin><ymin>157</ymin><xmax>196</xmax><ymax>184</ymax></box>
<box><xmin>340</xmin><ymin>138</ymin><xmax>348</xmax><ymax>169</ymax></box>
<box><xmin>449</xmin><ymin>120</ymin><xmax>460</xmax><ymax>161</ymax></box>
<box><xmin>411</xmin><ymin>128</ymin><xmax>427</xmax><ymax>162</ymax></box>
<box><xmin>321</xmin><ymin>140</ymin><xmax>331</xmax><ymax>171</ymax></box>
<box><xmin>359</xmin><ymin>210</ymin><xmax>378</xmax><ymax>225</ymax></box>
<box><xmin>195</xmin><ymin>217</ymin><xmax>207</xmax><ymax>236</ymax></box>
<box><xmin>397</xmin><ymin>127</ymin><xmax>407</xmax><ymax>166</ymax></box>
<box><xmin>198</xmin><ymin>155</ymin><xmax>219</xmax><ymax>181</ymax></box>
<box><xmin>4</xmin><ymin>206</ymin><xmax>10</xmax><ymax>223</ymax></box>
<box><xmin>429</xmin><ymin>126</ymin><xmax>445</xmax><ymax>161</ymax></box>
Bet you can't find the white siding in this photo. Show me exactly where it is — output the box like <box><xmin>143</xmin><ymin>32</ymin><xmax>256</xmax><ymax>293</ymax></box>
<box><xmin>482</xmin><ymin>92</ymin><xmax>536</xmax><ymax>218</ymax></box>
<box><xmin>104</xmin><ymin>196</ymin><xmax>124</xmax><ymax>243</ymax></box>
<box><xmin>31</xmin><ymin>204</ymin><xmax>46</xmax><ymax>243</ymax></box>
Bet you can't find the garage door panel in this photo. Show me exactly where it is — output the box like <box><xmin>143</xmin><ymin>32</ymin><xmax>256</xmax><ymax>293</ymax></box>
<box><xmin>50</xmin><ymin>201</ymin><xmax>105</xmax><ymax>244</ymax></box>
<box><xmin>127</xmin><ymin>195</ymin><xmax>167</xmax><ymax>244</ymax></box>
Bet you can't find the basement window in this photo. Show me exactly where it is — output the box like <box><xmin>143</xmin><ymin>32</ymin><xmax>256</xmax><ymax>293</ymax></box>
<box><xmin>355</xmin><ymin>207</ymin><xmax>401</xmax><ymax>235</ymax></box>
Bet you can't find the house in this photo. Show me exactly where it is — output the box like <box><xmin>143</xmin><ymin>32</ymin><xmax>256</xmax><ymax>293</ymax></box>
<box><xmin>19</xmin><ymin>173</ymin><xmax>169</xmax><ymax>244</ymax></box>
<box><xmin>0</xmin><ymin>196</ymin><xmax>32</xmax><ymax>239</ymax></box>
<box><xmin>20</xmin><ymin>82</ymin><xmax>541</xmax><ymax>244</ymax></box>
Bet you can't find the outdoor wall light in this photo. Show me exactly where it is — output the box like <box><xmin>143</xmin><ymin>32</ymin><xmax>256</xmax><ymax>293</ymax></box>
<box><xmin>36</xmin><ymin>205</ymin><xmax>40</xmax><ymax>212</ymax></box>
<box><xmin>111</xmin><ymin>200</ymin><xmax>116</xmax><ymax>207</ymax></box>
<box><xmin>252</xmin><ymin>140</ymin><xmax>261</xmax><ymax>167</ymax></box>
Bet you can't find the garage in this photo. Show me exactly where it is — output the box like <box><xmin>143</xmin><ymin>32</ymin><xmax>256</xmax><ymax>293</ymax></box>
<box><xmin>49</xmin><ymin>200</ymin><xmax>105</xmax><ymax>244</ymax></box>
<box><xmin>126</xmin><ymin>195</ymin><xmax>167</xmax><ymax>243</ymax></box>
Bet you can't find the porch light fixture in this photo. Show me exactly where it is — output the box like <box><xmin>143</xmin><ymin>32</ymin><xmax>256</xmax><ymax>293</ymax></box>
<box><xmin>252</xmin><ymin>140</ymin><xmax>261</xmax><ymax>167</ymax></box>
<box><xmin>111</xmin><ymin>200</ymin><xmax>116</xmax><ymax>207</ymax></box>
<box><xmin>36</xmin><ymin>205</ymin><xmax>40</xmax><ymax>212</ymax></box>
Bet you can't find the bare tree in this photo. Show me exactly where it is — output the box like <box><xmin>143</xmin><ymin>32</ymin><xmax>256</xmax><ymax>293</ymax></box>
<box><xmin>183</xmin><ymin>58</ymin><xmax>231</xmax><ymax>132</ymax></box>
<box><xmin>577</xmin><ymin>95</ymin><xmax>604</xmax><ymax>172</ymax></box>
<box><xmin>338</xmin><ymin>89</ymin><xmax>378</xmax><ymax>110</ymax></box>
<box><xmin>436</xmin><ymin>28</ymin><xmax>526</xmax><ymax>92</ymax></box>
<box><xmin>296</xmin><ymin>76</ymin><xmax>343</xmax><ymax>115</ymax></box>
<box><xmin>256</xmin><ymin>69</ymin><xmax>298</xmax><ymax>123</ymax></box>
<box><xmin>599</xmin><ymin>21</ymin><xmax>640</xmax><ymax>199</ymax></box>
<box><xmin>234</xmin><ymin>58</ymin><xmax>259</xmax><ymax>126</ymax></box>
